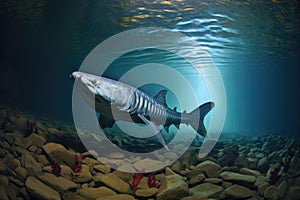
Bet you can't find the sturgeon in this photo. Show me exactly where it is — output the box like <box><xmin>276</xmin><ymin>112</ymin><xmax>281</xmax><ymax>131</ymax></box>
<box><xmin>71</xmin><ymin>71</ymin><xmax>214</xmax><ymax>149</ymax></box>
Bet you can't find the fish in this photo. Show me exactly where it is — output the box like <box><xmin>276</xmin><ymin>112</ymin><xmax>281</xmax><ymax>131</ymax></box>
<box><xmin>71</xmin><ymin>71</ymin><xmax>214</xmax><ymax>150</ymax></box>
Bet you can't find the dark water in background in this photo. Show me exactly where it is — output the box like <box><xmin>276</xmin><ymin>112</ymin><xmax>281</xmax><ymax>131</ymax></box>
<box><xmin>0</xmin><ymin>0</ymin><xmax>299</xmax><ymax>135</ymax></box>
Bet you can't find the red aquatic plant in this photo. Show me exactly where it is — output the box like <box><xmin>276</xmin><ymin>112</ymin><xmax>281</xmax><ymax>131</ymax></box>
<box><xmin>50</xmin><ymin>159</ymin><xmax>61</xmax><ymax>176</ymax></box>
<box><xmin>130</xmin><ymin>173</ymin><xmax>144</xmax><ymax>190</ymax></box>
<box><xmin>148</xmin><ymin>173</ymin><xmax>156</xmax><ymax>188</ymax></box>
<box><xmin>72</xmin><ymin>153</ymin><xmax>83</xmax><ymax>173</ymax></box>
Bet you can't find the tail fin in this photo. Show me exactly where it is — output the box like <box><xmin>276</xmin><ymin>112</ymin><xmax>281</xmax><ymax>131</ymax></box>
<box><xmin>189</xmin><ymin>102</ymin><xmax>215</xmax><ymax>137</ymax></box>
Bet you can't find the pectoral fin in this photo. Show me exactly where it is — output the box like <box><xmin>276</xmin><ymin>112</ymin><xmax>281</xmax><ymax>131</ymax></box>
<box><xmin>138</xmin><ymin>114</ymin><xmax>169</xmax><ymax>150</ymax></box>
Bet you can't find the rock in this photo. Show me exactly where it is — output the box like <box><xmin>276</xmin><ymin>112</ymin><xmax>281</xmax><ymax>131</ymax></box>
<box><xmin>14</xmin><ymin>136</ymin><xmax>32</xmax><ymax>149</ymax></box>
<box><xmin>82</xmin><ymin>150</ymin><xmax>98</xmax><ymax>158</ymax></box>
<box><xmin>28</xmin><ymin>145</ymin><xmax>38</xmax><ymax>153</ymax></box>
<box><xmin>0</xmin><ymin>148</ymin><xmax>5</xmax><ymax>158</ymax></box>
<box><xmin>112</xmin><ymin>170</ymin><xmax>132</xmax><ymax>182</ymax></box>
<box><xmin>254</xmin><ymin>175</ymin><xmax>266</xmax><ymax>188</ymax></box>
<box><xmin>94</xmin><ymin>173</ymin><xmax>131</xmax><ymax>194</ymax></box>
<box><xmin>108</xmin><ymin>152</ymin><xmax>125</xmax><ymax>159</ymax></box>
<box><xmin>77</xmin><ymin>187</ymin><xmax>116</xmax><ymax>200</ymax></box>
<box><xmin>28</xmin><ymin>133</ymin><xmax>46</xmax><ymax>147</ymax></box>
<box><xmin>72</xmin><ymin>164</ymin><xmax>93</xmax><ymax>183</ymax></box>
<box><xmin>240</xmin><ymin>168</ymin><xmax>261</xmax><ymax>177</ymax></box>
<box><xmin>234</xmin><ymin>154</ymin><xmax>249</xmax><ymax>168</ymax></box>
<box><xmin>189</xmin><ymin>183</ymin><xmax>223</xmax><ymax>199</ymax></box>
<box><xmin>25</xmin><ymin>176</ymin><xmax>61</xmax><ymax>200</ymax></box>
<box><xmin>93</xmin><ymin>164</ymin><xmax>111</xmax><ymax>174</ymax></box>
<box><xmin>277</xmin><ymin>180</ymin><xmax>287</xmax><ymax>199</ymax></box>
<box><xmin>204</xmin><ymin>178</ymin><xmax>223</xmax><ymax>184</ymax></box>
<box><xmin>83</xmin><ymin>157</ymin><xmax>99</xmax><ymax>166</ymax></box>
<box><xmin>135</xmin><ymin>188</ymin><xmax>158</xmax><ymax>198</ymax></box>
<box><xmin>14</xmin><ymin>146</ymin><xmax>30</xmax><ymax>157</ymax></box>
<box><xmin>0</xmin><ymin>159</ymin><xmax>10</xmax><ymax>175</ymax></box>
<box><xmin>247</xmin><ymin>157</ymin><xmax>258</xmax><ymax>169</ymax></box>
<box><xmin>165</xmin><ymin>167</ymin><xmax>176</xmax><ymax>175</ymax></box>
<box><xmin>47</xmin><ymin>127</ymin><xmax>62</xmax><ymax>135</ymax></box>
<box><xmin>285</xmin><ymin>186</ymin><xmax>300</xmax><ymax>200</ymax></box>
<box><xmin>220</xmin><ymin>184</ymin><xmax>252</xmax><ymax>199</ymax></box>
<box><xmin>157</xmin><ymin>175</ymin><xmax>188</xmax><ymax>200</ymax></box>
<box><xmin>4</xmin><ymin>154</ymin><xmax>19</xmax><ymax>170</ymax></box>
<box><xmin>37</xmin><ymin>173</ymin><xmax>78</xmax><ymax>192</ymax></box>
<box><xmin>0</xmin><ymin>181</ymin><xmax>17</xmax><ymax>200</ymax></box>
<box><xmin>258</xmin><ymin>182</ymin><xmax>269</xmax><ymax>196</ymax></box>
<box><xmin>136</xmin><ymin>177</ymin><xmax>150</xmax><ymax>189</ymax></box>
<box><xmin>171</xmin><ymin>161</ymin><xmax>181</xmax><ymax>174</ymax></box>
<box><xmin>38</xmin><ymin>155</ymin><xmax>49</xmax><ymax>166</ymax></box>
<box><xmin>62</xmin><ymin>192</ymin><xmax>86</xmax><ymax>200</ymax></box>
<box><xmin>21</xmin><ymin>153</ymin><xmax>42</xmax><ymax>175</ymax></box>
<box><xmin>15</xmin><ymin>166</ymin><xmax>28</xmax><ymax>181</ymax></box>
<box><xmin>42</xmin><ymin>142</ymin><xmax>75</xmax><ymax>167</ymax></box>
<box><xmin>133</xmin><ymin>158</ymin><xmax>164</xmax><ymax>171</ymax></box>
<box><xmin>4</xmin><ymin>121</ymin><xmax>15</xmax><ymax>132</ymax></box>
<box><xmin>0</xmin><ymin>175</ymin><xmax>9</xmax><ymax>184</ymax></box>
<box><xmin>257</xmin><ymin>157</ymin><xmax>269</xmax><ymax>173</ymax></box>
<box><xmin>218</xmin><ymin>145</ymin><xmax>239</xmax><ymax>166</ymax></box>
<box><xmin>13</xmin><ymin>117</ymin><xmax>27</xmax><ymax>133</ymax></box>
<box><xmin>189</xmin><ymin>174</ymin><xmax>205</xmax><ymax>186</ymax></box>
<box><xmin>264</xmin><ymin>185</ymin><xmax>279</xmax><ymax>200</ymax></box>
<box><xmin>222</xmin><ymin>181</ymin><xmax>233</xmax><ymax>188</ymax></box>
<box><xmin>0</xmin><ymin>185</ymin><xmax>9</xmax><ymax>200</ymax></box>
<box><xmin>188</xmin><ymin>160</ymin><xmax>221</xmax><ymax>178</ymax></box>
<box><xmin>96</xmin><ymin>194</ymin><xmax>135</xmax><ymax>200</ymax></box>
<box><xmin>9</xmin><ymin>176</ymin><xmax>24</xmax><ymax>187</ymax></box>
<box><xmin>220</xmin><ymin>171</ymin><xmax>256</xmax><ymax>186</ymax></box>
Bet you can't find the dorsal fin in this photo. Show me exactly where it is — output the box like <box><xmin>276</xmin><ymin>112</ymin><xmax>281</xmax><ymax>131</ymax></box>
<box><xmin>173</xmin><ymin>106</ymin><xmax>177</xmax><ymax>111</ymax></box>
<box><xmin>154</xmin><ymin>90</ymin><xmax>167</xmax><ymax>106</ymax></box>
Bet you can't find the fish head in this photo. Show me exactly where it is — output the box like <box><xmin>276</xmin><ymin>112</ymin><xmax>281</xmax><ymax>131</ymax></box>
<box><xmin>71</xmin><ymin>71</ymin><xmax>133</xmax><ymax>112</ymax></box>
<box><xmin>71</xmin><ymin>71</ymin><xmax>113</xmax><ymax>102</ymax></box>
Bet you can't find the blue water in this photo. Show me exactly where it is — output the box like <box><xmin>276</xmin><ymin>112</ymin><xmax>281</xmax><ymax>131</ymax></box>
<box><xmin>0</xmin><ymin>0</ymin><xmax>299</xmax><ymax>135</ymax></box>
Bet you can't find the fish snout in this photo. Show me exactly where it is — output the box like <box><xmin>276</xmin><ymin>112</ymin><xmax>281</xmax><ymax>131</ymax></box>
<box><xmin>70</xmin><ymin>71</ymin><xmax>81</xmax><ymax>80</ymax></box>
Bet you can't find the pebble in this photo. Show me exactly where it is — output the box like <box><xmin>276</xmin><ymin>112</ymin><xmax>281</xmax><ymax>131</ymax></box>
<box><xmin>157</xmin><ymin>174</ymin><xmax>188</xmax><ymax>200</ymax></box>
<box><xmin>94</xmin><ymin>173</ymin><xmax>131</xmax><ymax>194</ymax></box>
<box><xmin>42</xmin><ymin>142</ymin><xmax>75</xmax><ymax>167</ymax></box>
<box><xmin>25</xmin><ymin>176</ymin><xmax>61</xmax><ymax>200</ymax></box>
<box><xmin>239</xmin><ymin>167</ymin><xmax>261</xmax><ymax>177</ymax></box>
<box><xmin>258</xmin><ymin>182</ymin><xmax>269</xmax><ymax>196</ymax></box>
<box><xmin>257</xmin><ymin>157</ymin><xmax>269</xmax><ymax>173</ymax></box>
<box><xmin>21</xmin><ymin>153</ymin><xmax>42</xmax><ymax>175</ymax></box>
<box><xmin>204</xmin><ymin>178</ymin><xmax>223</xmax><ymax>184</ymax></box>
<box><xmin>37</xmin><ymin>173</ymin><xmax>78</xmax><ymax>192</ymax></box>
<box><xmin>220</xmin><ymin>184</ymin><xmax>253</xmax><ymax>199</ymax></box>
<box><xmin>77</xmin><ymin>187</ymin><xmax>116</xmax><ymax>200</ymax></box>
<box><xmin>254</xmin><ymin>175</ymin><xmax>266</xmax><ymax>188</ymax></box>
<box><xmin>83</xmin><ymin>157</ymin><xmax>100</xmax><ymax>166</ymax></box>
<box><xmin>188</xmin><ymin>160</ymin><xmax>221</xmax><ymax>178</ymax></box>
<box><xmin>189</xmin><ymin>174</ymin><xmax>205</xmax><ymax>186</ymax></box>
<box><xmin>96</xmin><ymin>194</ymin><xmax>135</xmax><ymax>200</ymax></box>
<box><xmin>72</xmin><ymin>164</ymin><xmax>93</xmax><ymax>183</ymax></box>
<box><xmin>133</xmin><ymin>158</ymin><xmax>165</xmax><ymax>172</ymax></box>
<box><xmin>28</xmin><ymin>133</ymin><xmax>46</xmax><ymax>147</ymax></box>
<box><xmin>220</xmin><ymin>171</ymin><xmax>256</xmax><ymax>186</ymax></box>
<box><xmin>135</xmin><ymin>188</ymin><xmax>158</xmax><ymax>197</ymax></box>
<box><xmin>264</xmin><ymin>185</ymin><xmax>279</xmax><ymax>200</ymax></box>
<box><xmin>189</xmin><ymin>183</ymin><xmax>223</xmax><ymax>199</ymax></box>
<box><xmin>93</xmin><ymin>164</ymin><xmax>111</xmax><ymax>174</ymax></box>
